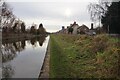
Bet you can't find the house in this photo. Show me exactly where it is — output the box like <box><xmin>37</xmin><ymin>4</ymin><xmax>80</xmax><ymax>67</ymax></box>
<box><xmin>70</xmin><ymin>22</ymin><xmax>79</xmax><ymax>34</ymax></box>
<box><xmin>58</xmin><ymin>22</ymin><xmax>96</xmax><ymax>35</ymax></box>
<box><xmin>67</xmin><ymin>22</ymin><xmax>90</xmax><ymax>34</ymax></box>
<box><xmin>77</xmin><ymin>24</ymin><xmax>89</xmax><ymax>34</ymax></box>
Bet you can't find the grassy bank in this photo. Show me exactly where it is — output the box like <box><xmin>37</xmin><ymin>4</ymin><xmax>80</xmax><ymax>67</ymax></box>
<box><xmin>50</xmin><ymin>34</ymin><xmax>120</xmax><ymax>78</ymax></box>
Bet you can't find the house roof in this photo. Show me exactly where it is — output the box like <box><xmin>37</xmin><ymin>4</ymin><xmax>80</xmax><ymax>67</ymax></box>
<box><xmin>70</xmin><ymin>22</ymin><xmax>79</xmax><ymax>27</ymax></box>
<box><xmin>78</xmin><ymin>24</ymin><xmax>89</xmax><ymax>30</ymax></box>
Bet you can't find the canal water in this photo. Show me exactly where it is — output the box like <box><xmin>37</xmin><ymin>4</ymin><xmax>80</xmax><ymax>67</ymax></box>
<box><xmin>1</xmin><ymin>35</ymin><xmax>50</xmax><ymax>78</ymax></box>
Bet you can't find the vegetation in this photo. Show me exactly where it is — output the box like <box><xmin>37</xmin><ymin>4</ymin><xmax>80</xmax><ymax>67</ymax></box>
<box><xmin>50</xmin><ymin>34</ymin><xmax>120</xmax><ymax>78</ymax></box>
<box><xmin>21</xmin><ymin>22</ymin><xmax>26</xmax><ymax>33</ymax></box>
<box><xmin>30</xmin><ymin>24</ymin><xmax>37</xmax><ymax>35</ymax></box>
<box><xmin>1</xmin><ymin>1</ymin><xmax>15</xmax><ymax>29</ymax></box>
<box><xmin>88</xmin><ymin>1</ymin><xmax>120</xmax><ymax>34</ymax></box>
<box><xmin>68</xmin><ymin>27</ymin><xmax>73</xmax><ymax>34</ymax></box>
<box><xmin>88</xmin><ymin>0</ymin><xmax>110</xmax><ymax>22</ymax></box>
<box><xmin>1</xmin><ymin>1</ymin><xmax>46</xmax><ymax>39</ymax></box>
<box><xmin>37</xmin><ymin>23</ymin><xmax>46</xmax><ymax>35</ymax></box>
<box><xmin>101</xmin><ymin>2</ymin><xmax>120</xmax><ymax>34</ymax></box>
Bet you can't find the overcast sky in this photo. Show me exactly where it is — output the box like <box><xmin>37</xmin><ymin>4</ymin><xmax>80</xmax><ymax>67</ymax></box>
<box><xmin>5</xmin><ymin>0</ymin><xmax>100</xmax><ymax>32</ymax></box>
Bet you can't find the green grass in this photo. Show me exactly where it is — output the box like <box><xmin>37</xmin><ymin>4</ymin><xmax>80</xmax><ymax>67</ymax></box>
<box><xmin>50</xmin><ymin>34</ymin><xmax>120</xmax><ymax>78</ymax></box>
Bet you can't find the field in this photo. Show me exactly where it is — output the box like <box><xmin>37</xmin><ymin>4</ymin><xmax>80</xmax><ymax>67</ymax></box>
<box><xmin>50</xmin><ymin>34</ymin><xmax>120</xmax><ymax>78</ymax></box>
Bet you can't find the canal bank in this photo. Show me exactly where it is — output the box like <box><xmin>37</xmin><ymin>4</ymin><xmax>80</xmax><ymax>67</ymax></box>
<box><xmin>39</xmin><ymin>36</ymin><xmax>50</xmax><ymax>78</ymax></box>
<box><xmin>49</xmin><ymin>34</ymin><xmax>120</xmax><ymax>78</ymax></box>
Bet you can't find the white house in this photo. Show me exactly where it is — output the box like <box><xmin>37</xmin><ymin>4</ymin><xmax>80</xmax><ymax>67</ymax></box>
<box><xmin>71</xmin><ymin>22</ymin><xmax>79</xmax><ymax>34</ymax></box>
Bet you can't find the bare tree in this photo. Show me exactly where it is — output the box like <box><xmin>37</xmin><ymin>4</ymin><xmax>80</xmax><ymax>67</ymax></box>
<box><xmin>0</xmin><ymin>0</ymin><xmax>15</xmax><ymax>31</ymax></box>
<box><xmin>88</xmin><ymin>0</ymin><xmax>111</xmax><ymax>27</ymax></box>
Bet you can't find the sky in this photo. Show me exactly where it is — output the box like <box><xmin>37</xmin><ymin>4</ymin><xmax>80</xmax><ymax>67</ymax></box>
<box><xmin>5</xmin><ymin>0</ymin><xmax>100</xmax><ymax>32</ymax></box>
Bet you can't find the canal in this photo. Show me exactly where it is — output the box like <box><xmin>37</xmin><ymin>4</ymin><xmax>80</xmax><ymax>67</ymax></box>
<box><xmin>1</xmin><ymin>35</ymin><xmax>50</xmax><ymax>78</ymax></box>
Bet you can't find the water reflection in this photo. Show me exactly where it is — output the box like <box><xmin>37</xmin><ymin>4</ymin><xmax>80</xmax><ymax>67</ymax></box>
<box><xmin>30</xmin><ymin>36</ymin><xmax>46</xmax><ymax>47</ymax></box>
<box><xmin>37</xmin><ymin>36</ymin><xmax>46</xmax><ymax>46</ymax></box>
<box><xmin>2</xmin><ymin>44</ymin><xmax>17</xmax><ymax>63</ymax></box>
<box><xmin>2</xmin><ymin>35</ymin><xmax>48</xmax><ymax>78</ymax></box>
<box><xmin>2</xmin><ymin>64</ymin><xmax>14</xmax><ymax>78</ymax></box>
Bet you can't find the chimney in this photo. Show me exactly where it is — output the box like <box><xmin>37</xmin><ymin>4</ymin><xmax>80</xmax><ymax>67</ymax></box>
<box><xmin>91</xmin><ymin>23</ymin><xmax>93</xmax><ymax>30</ymax></box>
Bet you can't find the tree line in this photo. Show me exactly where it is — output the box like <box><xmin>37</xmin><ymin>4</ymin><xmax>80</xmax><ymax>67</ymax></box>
<box><xmin>0</xmin><ymin>1</ymin><xmax>46</xmax><ymax>35</ymax></box>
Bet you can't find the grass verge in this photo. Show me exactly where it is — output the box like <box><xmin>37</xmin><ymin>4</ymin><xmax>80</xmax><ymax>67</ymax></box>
<box><xmin>50</xmin><ymin>34</ymin><xmax>120</xmax><ymax>78</ymax></box>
